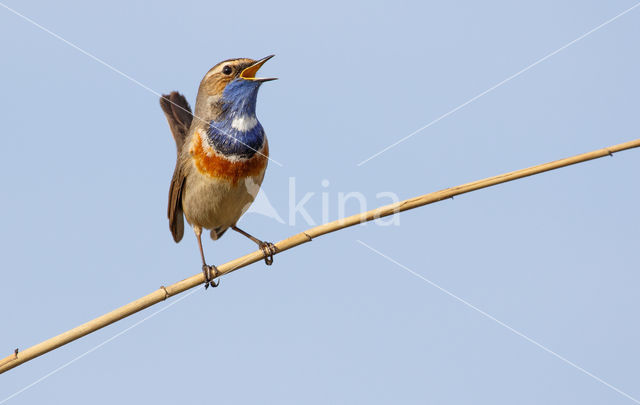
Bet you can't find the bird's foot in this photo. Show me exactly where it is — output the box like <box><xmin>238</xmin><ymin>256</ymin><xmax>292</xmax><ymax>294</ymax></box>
<box><xmin>202</xmin><ymin>264</ymin><xmax>220</xmax><ymax>289</ymax></box>
<box><xmin>258</xmin><ymin>242</ymin><xmax>277</xmax><ymax>266</ymax></box>
<box><xmin>230</xmin><ymin>226</ymin><xmax>277</xmax><ymax>265</ymax></box>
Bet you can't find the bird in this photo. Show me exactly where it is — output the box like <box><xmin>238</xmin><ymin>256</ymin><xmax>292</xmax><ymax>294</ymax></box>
<box><xmin>160</xmin><ymin>55</ymin><xmax>277</xmax><ymax>288</ymax></box>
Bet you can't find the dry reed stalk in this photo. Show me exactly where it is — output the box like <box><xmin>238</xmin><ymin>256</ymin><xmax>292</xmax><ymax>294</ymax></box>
<box><xmin>2</xmin><ymin>138</ymin><xmax>639</xmax><ymax>374</ymax></box>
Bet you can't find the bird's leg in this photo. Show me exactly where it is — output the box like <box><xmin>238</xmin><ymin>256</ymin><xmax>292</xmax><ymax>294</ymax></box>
<box><xmin>231</xmin><ymin>226</ymin><xmax>277</xmax><ymax>265</ymax></box>
<box><xmin>194</xmin><ymin>226</ymin><xmax>219</xmax><ymax>289</ymax></box>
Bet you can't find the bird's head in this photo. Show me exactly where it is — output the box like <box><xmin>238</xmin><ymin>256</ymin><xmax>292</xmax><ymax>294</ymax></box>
<box><xmin>195</xmin><ymin>55</ymin><xmax>276</xmax><ymax>121</ymax></box>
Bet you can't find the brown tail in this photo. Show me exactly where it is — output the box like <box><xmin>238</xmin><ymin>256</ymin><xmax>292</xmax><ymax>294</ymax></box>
<box><xmin>160</xmin><ymin>91</ymin><xmax>193</xmax><ymax>153</ymax></box>
<box><xmin>160</xmin><ymin>92</ymin><xmax>193</xmax><ymax>243</ymax></box>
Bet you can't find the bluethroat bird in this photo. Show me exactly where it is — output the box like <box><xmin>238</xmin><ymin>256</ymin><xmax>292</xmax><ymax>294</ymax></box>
<box><xmin>160</xmin><ymin>55</ymin><xmax>277</xmax><ymax>288</ymax></box>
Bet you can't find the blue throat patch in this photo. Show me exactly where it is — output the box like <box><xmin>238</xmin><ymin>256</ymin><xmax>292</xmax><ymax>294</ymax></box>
<box><xmin>207</xmin><ymin>78</ymin><xmax>265</xmax><ymax>159</ymax></box>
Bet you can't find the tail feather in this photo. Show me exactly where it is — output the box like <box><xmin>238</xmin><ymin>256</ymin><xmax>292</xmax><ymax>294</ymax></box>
<box><xmin>160</xmin><ymin>91</ymin><xmax>193</xmax><ymax>153</ymax></box>
<box><xmin>160</xmin><ymin>92</ymin><xmax>192</xmax><ymax>243</ymax></box>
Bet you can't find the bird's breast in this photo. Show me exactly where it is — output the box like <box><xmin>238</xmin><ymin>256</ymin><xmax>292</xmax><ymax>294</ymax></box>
<box><xmin>188</xmin><ymin>130</ymin><xmax>268</xmax><ymax>185</ymax></box>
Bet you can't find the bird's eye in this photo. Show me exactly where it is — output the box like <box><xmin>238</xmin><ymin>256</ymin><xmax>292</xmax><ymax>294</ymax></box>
<box><xmin>222</xmin><ymin>65</ymin><xmax>232</xmax><ymax>75</ymax></box>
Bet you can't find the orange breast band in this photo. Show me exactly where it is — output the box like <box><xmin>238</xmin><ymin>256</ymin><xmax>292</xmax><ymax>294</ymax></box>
<box><xmin>190</xmin><ymin>131</ymin><xmax>268</xmax><ymax>184</ymax></box>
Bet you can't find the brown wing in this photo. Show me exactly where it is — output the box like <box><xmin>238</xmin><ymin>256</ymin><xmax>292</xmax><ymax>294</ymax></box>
<box><xmin>160</xmin><ymin>92</ymin><xmax>193</xmax><ymax>242</ymax></box>
<box><xmin>167</xmin><ymin>164</ymin><xmax>186</xmax><ymax>242</ymax></box>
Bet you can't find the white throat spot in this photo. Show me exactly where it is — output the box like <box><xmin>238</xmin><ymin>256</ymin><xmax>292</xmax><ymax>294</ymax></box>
<box><xmin>231</xmin><ymin>115</ymin><xmax>258</xmax><ymax>132</ymax></box>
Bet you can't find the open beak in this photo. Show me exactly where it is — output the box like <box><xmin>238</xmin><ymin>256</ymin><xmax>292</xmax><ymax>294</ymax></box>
<box><xmin>240</xmin><ymin>55</ymin><xmax>277</xmax><ymax>82</ymax></box>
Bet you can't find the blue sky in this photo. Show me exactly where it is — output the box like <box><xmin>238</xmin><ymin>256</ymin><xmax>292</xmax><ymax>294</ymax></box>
<box><xmin>1</xmin><ymin>1</ymin><xmax>639</xmax><ymax>404</ymax></box>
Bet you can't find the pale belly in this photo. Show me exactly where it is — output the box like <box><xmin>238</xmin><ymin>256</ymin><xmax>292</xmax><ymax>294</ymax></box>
<box><xmin>182</xmin><ymin>166</ymin><xmax>265</xmax><ymax>232</ymax></box>
<box><xmin>182</xmin><ymin>129</ymin><xmax>269</xmax><ymax>235</ymax></box>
